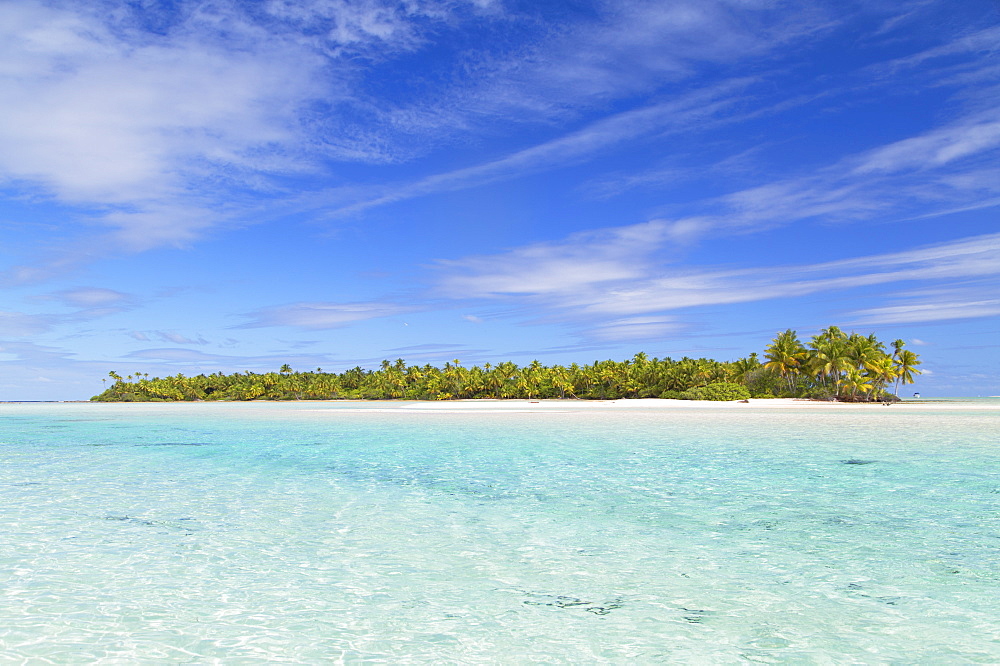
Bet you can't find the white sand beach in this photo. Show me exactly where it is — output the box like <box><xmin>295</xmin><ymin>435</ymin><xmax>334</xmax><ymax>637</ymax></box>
<box><xmin>299</xmin><ymin>397</ymin><xmax>999</xmax><ymax>413</ymax></box>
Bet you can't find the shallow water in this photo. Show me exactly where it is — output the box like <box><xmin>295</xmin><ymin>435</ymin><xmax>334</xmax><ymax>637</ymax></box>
<box><xmin>1</xmin><ymin>401</ymin><xmax>999</xmax><ymax>663</ymax></box>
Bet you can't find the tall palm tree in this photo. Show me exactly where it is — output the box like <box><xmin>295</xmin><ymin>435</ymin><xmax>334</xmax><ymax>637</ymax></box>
<box><xmin>866</xmin><ymin>355</ymin><xmax>897</xmax><ymax>399</ymax></box>
<box><xmin>810</xmin><ymin>338</ymin><xmax>852</xmax><ymax>396</ymax></box>
<box><xmin>893</xmin><ymin>349</ymin><xmax>922</xmax><ymax>396</ymax></box>
<box><xmin>764</xmin><ymin>329</ymin><xmax>807</xmax><ymax>394</ymax></box>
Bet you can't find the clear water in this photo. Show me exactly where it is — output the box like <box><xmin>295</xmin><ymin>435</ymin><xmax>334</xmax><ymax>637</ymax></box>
<box><xmin>1</xmin><ymin>401</ymin><xmax>999</xmax><ymax>663</ymax></box>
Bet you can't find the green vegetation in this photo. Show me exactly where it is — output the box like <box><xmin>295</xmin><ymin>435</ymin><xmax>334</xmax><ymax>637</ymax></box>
<box><xmin>92</xmin><ymin>326</ymin><xmax>920</xmax><ymax>402</ymax></box>
<box><xmin>678</xmin><ymin>382</ymin><xmax>752</xmax><ymax>402</ymax></box>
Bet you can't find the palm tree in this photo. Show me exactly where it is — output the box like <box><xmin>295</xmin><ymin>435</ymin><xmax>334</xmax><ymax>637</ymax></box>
<box><xmin>809</xmin><ymin>339</ymin><xmax>851</xmax><ymax>396</ymax></box>
<box><xmin>842</xmin><ymin>367</ymin><xmax>873</xmax><ymax>400</ymax></box>
<box><xmin>893</xmin><ymin>349</ymin><xmax>922</xmax><ymax>396</ymax></box>
<box><xmin>764</xmin><ymin>329</ymin><xmax>807</xmax><ymax>394</ymax></box>
<box><xmin>732</xmin><ymin>353</ymin><xmax>761</xmax><ymax>381</ymax></box>
<box><xmin>866</xmin><ymin>355</ymin><xmax>897</xmax><ymax>400</ymax></box>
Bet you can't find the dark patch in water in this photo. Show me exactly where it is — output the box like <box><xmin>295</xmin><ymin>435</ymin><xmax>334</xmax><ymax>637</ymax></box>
<box><xmin>138</xmin><ymin>442</ymin><xmax>217</xmax><ymax>447</ymax></box>
<box><xmin>522</xmin><ymin>592</ymin><xmax>624</xmax><ymax>615</ymax></box>
<box><xmin>845</xmin><ymin>583</ymin><xmax>904</xmax><ymax>606</ymax></box>
<box><xmin>681</xmin><ymin>607</ymin><xmax>718</xmax><ymax>624</ymax></box>
<box><xmin>11</xmin><ymin>481</ymin><xmax>42</xmax><ymax>486</ymax></box>
<box><xmin>841</xmin><ymin>459</ymin><xmax>877</xmax><ymax>465</ymax></box>
<box><xmin>100</xmin><ymin>514</ymin><xmax>196</xmax><ymax>534</ymax></box>
<box><xmin>103</xmin><ymin>514</ymin><xmax>157</xmax><ymax>527</ymax></box>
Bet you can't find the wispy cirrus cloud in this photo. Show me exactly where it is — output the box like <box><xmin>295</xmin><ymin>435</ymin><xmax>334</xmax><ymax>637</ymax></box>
<box><xmin>589</xmin><ymin>316</ymin><xmax>681</xmax><ymax>342</ymax></box>
<box><xmin>239</xmin><ymin>301</ymin><xmax>413</xmax><ymax>330</ymax></box>
<box><xmin>319</xmin><ymin>18</ymin><xmax>1000</xmax><ymax>226</ymax></box>
<box><xmin>0</xmin><ymin>287</ymin><xmax>140</xmax><ymax>337</ymax></box>
<box><xmin>264</xmin><ymin>0</ymin><xmax>499</xmax><ymax>53</ymax></box>
<box><xmin>582</xmin><ymin>22</ymin><xmax>1000</xmax><ymax>234</ymax></box>
<box><xmin>0</xmin><ymin>310</ymin><xmax>57</xmax><ymax>337</ymax></box>
<box><xmin>128</xmin><ymin>330</ymin><xmax>209</xmax><ymax>345</ymax></box>
<box><xmin>0</xmin><ymin>0</ymin><xmax>503</xmax><ymax>268</ymax></box>
<box><xmin>852</xmin><ymin>113</ymin><xmax>1000</xmax><ymax>175</ymax></box>
<box><xmin>449</xmin><ymin>0</ymin><xmax>827</xmax><ymax>117</ymax></box>
<box><xmin>879</xmin><ymin>24</ymin><xmax>1000</xmax><ymax>73</ymax></box>
<box><xmin>433</xmin><ymin>224</ymin><xmax>1000</xmax><ymax>339</ymax></box>
<box><xmin>850</xmin><ymin>297</ymin><xmax>1000</xmax><ymax>326</ymax></box>
<box><xmin>321</xmin><ymin>79</ymin><xmax>755</xmax><ymax>217</ymax></box>
<box><xmin>123</xmin><ymin>347</ymin><xmax>339</xmax><ymax>370</ymax></box>
<box><xmin>126</xmin><ymin>348</ymin><xmax>237</xmax><ymax>362</ymax></box>
<box><xmin>650</xmin><ymin>108</ymin><xmax>1000</xmax><ymax>246</ymax></box>
<box><xmin>434</xmin><ymin>218</ymin><xmax>689</xmax><ymax>298</ymax></box>
<box><xmin>1</xmin><ymin>0</ymin><xmax>990</xmax><ymax>275</ymax></box>
<box><xmin>48</xmin><ymin>288</ymin><xmax>134</xmax><ymax>309</ymax></box>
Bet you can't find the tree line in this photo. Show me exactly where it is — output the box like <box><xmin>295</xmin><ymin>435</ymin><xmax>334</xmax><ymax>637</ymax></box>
<box><xmin>91</xmin><ymin>326</ymin><xmax>920</xmax><ymax>402</ymax></box>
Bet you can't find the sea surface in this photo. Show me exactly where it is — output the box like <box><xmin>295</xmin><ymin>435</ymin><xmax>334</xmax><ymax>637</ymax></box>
<box><xmin>1</xmin><ymin>401</ymin><xmax>999</xmax><ymax>663</ymax></box>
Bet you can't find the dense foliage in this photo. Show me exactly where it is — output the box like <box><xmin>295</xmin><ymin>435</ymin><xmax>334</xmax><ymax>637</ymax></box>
<box><xmin>92</xmin><ymin>326</ymin><xmax>920</xmax><ymax>402</ymax></box>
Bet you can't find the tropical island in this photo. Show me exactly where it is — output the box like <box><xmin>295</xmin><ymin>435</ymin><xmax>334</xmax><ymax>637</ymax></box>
<box><xmin>91</xmin><ymin>326</ymin><xmax>921</xmax><ymax>402</ymax></box>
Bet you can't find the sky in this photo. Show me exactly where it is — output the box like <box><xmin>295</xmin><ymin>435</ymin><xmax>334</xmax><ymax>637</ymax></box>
<box><xmin>1</xmin><ymin>0</ymin><xmax>999</xmax><ymax>400</ymax></box>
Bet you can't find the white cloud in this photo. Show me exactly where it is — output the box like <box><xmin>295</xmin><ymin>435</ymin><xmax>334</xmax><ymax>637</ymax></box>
<box><xmin>50</xmin><ymin>287</ymin><xmax>132</xmax><ymax>308</ymax></box>
<box><xmin>589</xmin><ymin>316</ymin><xmax>680</xmax><ymax>341</ymax></box>
<box><xmin>853</xmin><ymin>114</ymin><xmax>1000</xmax><ymax>175</ymax></box>
<box><xmin>435</xmin><ymin>219</ymin><xmax>692</xmax><ymax>298</ymax></box>
<box><xmin>126</xmin><ymin>348</ymin><xmax>234</xmax><ymax>362</ymax></box>
<box><xmin>581</xmin><ymin>233</ymin><xmax>1000</xmax><ymax>317</ymax></box>
<box><xmin>240</xmin><ymin>301</ymin><xmax>412</xmax><ymax>330</ymax></box>
<box><xmin>434</xmin><ymin>225</ymin><xmax>1000</xmax><ymax>334</ymax></box>
<box><xmin>0</xmin><ymin>311</ymin><xmax>56</xmax><ymax>336</ymax></box>
<box><xmin>0</xmin><ymin>0</ymin><xmax>330</xmax><ymax>254</ymax></box>
<box><xmin>851</xmin><ymin>299</ymin><xmax>1000</xmax><ymax>325</ymax></box>
<box><xmin>0</xmin><ymin>4</ymin><xmax>319</xmax><ymax>199</ymax></box>
<box><xmin>1</xmin><ymin>0</ymin><xmax>992</xmax><ymax>268</ymax></box>
<box><xmin>30</xmin><ymin>286</ymin><xmax>137</xmax><ymax>321</ymax></box>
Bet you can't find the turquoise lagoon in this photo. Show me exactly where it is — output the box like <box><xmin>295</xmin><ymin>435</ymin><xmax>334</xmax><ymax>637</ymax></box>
<box><xmin>1</xmin><ymin>401</ymin><xmax>999</xmax><ymax>663</ymax></box>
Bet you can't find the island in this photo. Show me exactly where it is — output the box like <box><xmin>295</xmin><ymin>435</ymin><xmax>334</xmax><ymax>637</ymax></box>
<box><xmin>92</xmin><ymin>326</ymin><xmax>921</xmax><ymax>403</ymax></box>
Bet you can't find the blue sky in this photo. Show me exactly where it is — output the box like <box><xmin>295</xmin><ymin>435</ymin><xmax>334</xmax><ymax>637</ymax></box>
<box><xmin>1</xmin><ymin>0</ymin><xmax>998</xmax><ymax>400</ymax></box>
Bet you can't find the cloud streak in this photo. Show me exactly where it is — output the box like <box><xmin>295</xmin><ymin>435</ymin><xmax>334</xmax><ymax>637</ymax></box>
<box><xmin>239</xmin><ymin>301</ymin><xmax>413</xmax><ymax>330</ymax></box>
<box><xmin>320</xmin><ymin>79</ymin><xmax>755</xmax><ymax>217</ymax></box>
<box><xmin>434</xmin><ymin>225</ymin><xmax>1000</xmax><ymax>338</ymax></box>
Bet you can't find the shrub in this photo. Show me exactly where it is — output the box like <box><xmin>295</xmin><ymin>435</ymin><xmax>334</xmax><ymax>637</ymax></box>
<box><xmin>803</xmin><ymin>387</ymin><xmax>838</xmax><ymax>401</ymax></box>
<box><xmin>680</xmin><ymin>382</ymin><xmax>750</xmax><ymax>401</ymax></box>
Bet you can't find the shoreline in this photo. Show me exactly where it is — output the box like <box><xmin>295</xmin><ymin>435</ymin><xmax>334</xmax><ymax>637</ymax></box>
<box><xmin>5</xmin><ymin>398</ymin><xmax>997</xmax><ymax>411</ymax></box>
<box><xmin>382</xmin><ymin>397</ymin><xmax>1000</xmax><ymax>411</ymax></box>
